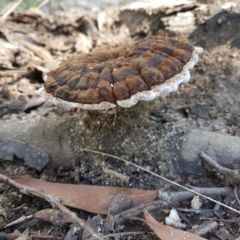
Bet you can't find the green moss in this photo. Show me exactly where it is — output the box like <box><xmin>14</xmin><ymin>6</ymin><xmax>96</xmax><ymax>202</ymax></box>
<box><xmin>18</xmin><ymin>0</ymin><xmax>43</xmax><ymax>10</ymax></box>
<box><xmin>0</xmin><ymin>0</ymin><xmax>61</xmax><ymax>12</ymax></box>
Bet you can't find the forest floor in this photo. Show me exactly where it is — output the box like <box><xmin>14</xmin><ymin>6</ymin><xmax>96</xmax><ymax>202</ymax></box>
<box><xmin>0</xmin><ymin>1</ymin><xmax>240</xmax><ymax>239</ymax></box>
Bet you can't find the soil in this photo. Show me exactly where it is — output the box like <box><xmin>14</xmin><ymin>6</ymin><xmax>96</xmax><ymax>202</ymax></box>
<box><xmin>0</xmin><ymin>1</ymin><xmax>240</xmax><ymax>239</ymax></box>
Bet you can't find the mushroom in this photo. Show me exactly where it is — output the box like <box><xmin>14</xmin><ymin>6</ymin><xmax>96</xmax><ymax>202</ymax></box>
<box><xmin>38</xmin><ymin>36</ymin><xmax>203</xmax><ymax>110</ymax></box>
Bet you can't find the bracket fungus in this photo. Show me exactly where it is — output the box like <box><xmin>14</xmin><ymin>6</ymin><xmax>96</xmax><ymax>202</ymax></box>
<box><xmin>38</xmin><ymin>36</ymin><xmax>203</xmax><ymax>110</ymax></box>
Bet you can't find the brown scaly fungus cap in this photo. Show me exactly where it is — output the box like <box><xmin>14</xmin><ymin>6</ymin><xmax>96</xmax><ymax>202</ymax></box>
<box><xmin>38</xmin><ymin>36</ymin><xmax>203</xmax><ymax>110</ymax></box>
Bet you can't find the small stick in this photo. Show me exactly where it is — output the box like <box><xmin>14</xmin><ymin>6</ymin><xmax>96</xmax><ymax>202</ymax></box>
<box><xmin>0</xmin><ymin>231</ymin><xmax>64</xmax><ymax>240</ymax></box>
<box><xmin>6</xmin><ymin>215</ymin><xmax>33</xmax><ymax>228</ymax></box>
<box><xmin>1</xmin><ymin>0</ymin><xmax>23</xmax><ymax>21</ymax></box>
<box><xmin>158</xmin><ymin>186</ymin><xmax>233</xmax><ymax>203</ymax></box>
<box><xmin>188</xmin><ymin>220</ymin><xmax>217</xmax><ymax>236</ymax></box>
<box><xmin>102</xmin><ymin>167</ymin><xmax>129</xmax><ymax>182</ymax></box>
<box><xmin>0</xmin><ymin>173</ymin><xmax>103</xmax><ymax>240</ymax></box>
<box><xmin>200</xmin><ymin>151</ymin><xmax>240</xmax><ymax>184</ymax></box>
<box><xmin>87</xmin><ymin>231</ymin><xmax>143</xmax><ymax>240</ymax></box>
<box><xmin>37</xmin><ymin>0</ymin><xmax>49</xmax><ymax>9</ymax></box>
<box><xmin>114</xmin><ymin>200</ymin><xmax>168</xmax><ymax>222</ymax></box>
<box><xmin>234</xmin><ymin>186</ymin><xmax>240</xmax><ymax>205</ymax></box>
<box><xmin>214</xmin><ymin>210</ymin><xmax>235</xmax><ymax>235</ymax></box>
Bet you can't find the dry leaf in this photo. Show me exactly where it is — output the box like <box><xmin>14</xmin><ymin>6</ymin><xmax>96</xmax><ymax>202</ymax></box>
<box><xmin>12</xmin><ymin>177</ymin><xmax>157</xmax><ymax>214</ymax></box>
<box><xmin>143</xmin><ymin>209</ymin><xmax>207</xmax><ymax>240</ymax></box>
<box><xmin>34</xmin><ymin>209</ymin><xmax>73</xmax><ymax>226</ymax></box>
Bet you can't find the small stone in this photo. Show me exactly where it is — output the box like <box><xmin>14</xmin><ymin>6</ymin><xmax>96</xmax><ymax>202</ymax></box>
<box><xmin>191</xmin><ymin>195</ymin><xmax>202</xmax><ymax>210</ymax></box>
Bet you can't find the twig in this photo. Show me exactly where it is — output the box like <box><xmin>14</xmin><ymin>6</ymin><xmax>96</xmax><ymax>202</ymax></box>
<box><xmin>1</xmin><ymin>0</ymin><xmax>23</xmax><ymax>21</ymax></box>
<box><xmin>234</xmin><ymin>186</ymin><xmax>240</xmax><ymax>205</ymax></box>
<box><xmin>64</xmin><ymin>223</ymin><xmax>81</xmax><ymax>240</ymax></box>
<box><xmin>0</xmin><ymin>231</ymin><xmax>64</xmax><ymax>240</ymax></box>
<box><xmin>114</xmin><ymin>200</ymin><xmax>168</xmax><ymax>222</ymax></box>
<box><xmin>214</xmin><ymin>210</ymin><xmax>235</xmax><ymax>235</ymax></box>
<box><xmin>6</xmin><ymin>215</ymin><xmax>33</xmax><ymax>228</ymax></box>
<box><xmin>87</xmin><ymin>231</ymin><xmax>144</xmax><ymax>240</ymax></box>
<box><xmin>102</xmin><ymin>167</ymin><xmax>129</xmax><ymax>182</ymax></box>
<box><xmin>0</xmin><ymin>174</ymin><xmax>103</xmax><ymax>240</ymax></box>
<box><xmin>158</xmin><ymin>186</ymin><xmax>233</xmax><ymax>203</ymax></box>
<box><xmin>186</xmin><ymin>185</ymin><xmax>233</xmax><ymax>196</ymax></box>
<box><xmin>82</xmin><ymin>148</ymin><xmax>240</xmax><ymax>215</ymax></box>
<box><xmin>200</xmin><ymin>151</ymin><xmax>240</xmax><ymax>184</ymax></box>
<box><xmin>188</xmin><ymin>220</ymin><xmax>217</xmax><ymax>236</ymax></box>
<box><xmin>200</xmin><ymin>217</ymin><xmax>240</xmax><ymax>223</ymax></box>
<box><xmin>37</xmin><ymin>0</ymin><xmax>49</xmax><ymax>9</ymax></box>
